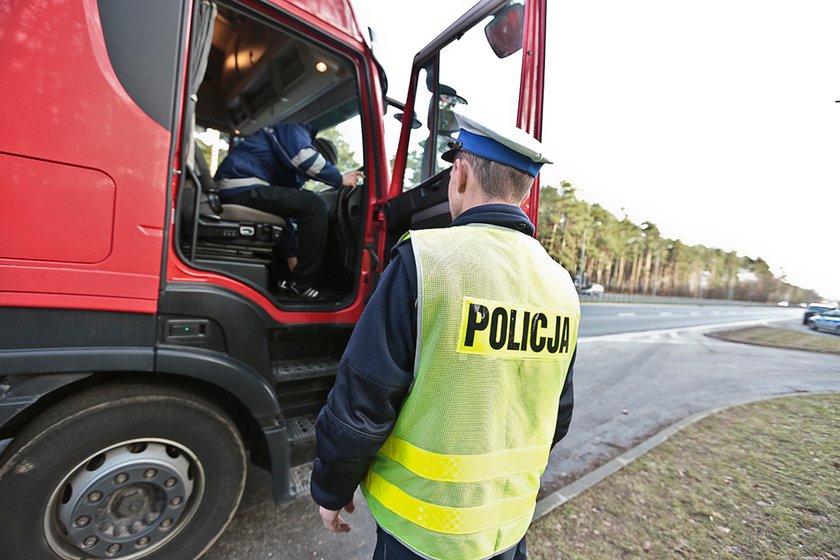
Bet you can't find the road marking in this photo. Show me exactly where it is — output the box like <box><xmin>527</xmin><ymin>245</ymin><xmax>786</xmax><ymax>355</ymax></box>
<box><xmin>659</xmin><ymin>311</ymin><xmax>673</xmax><ymax>316</ymax></box>
<box><xmin>578</xmin><ymin>316</ymin><xmax>789</xmax><ymax>343</ymax></box>
<box><xmin>597</xmin><ymin>338</ymin><xmax>692</xmax><ymax>345</ymax></box>
<box><xmin>689</xmin><ymin>311</ymin><xmax>700</xmax><ymax>316</ymax></box>
<box><xmin>617</xmin><ymin>312</ymin><xmax>636</xmax><ymax>317</ymax></box>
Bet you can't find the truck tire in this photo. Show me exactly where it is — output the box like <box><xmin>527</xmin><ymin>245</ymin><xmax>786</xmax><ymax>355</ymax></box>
<box><xmin>0</xmin><ymin>383</ymin><xmax>247</xmax><ymax>560</ymax></box>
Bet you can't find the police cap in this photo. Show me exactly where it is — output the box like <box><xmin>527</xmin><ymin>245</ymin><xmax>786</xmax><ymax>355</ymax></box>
<box><xmin>441</xmin><ymin>110</ymin><xmax>552</xmax><ymax>177</ymax></box>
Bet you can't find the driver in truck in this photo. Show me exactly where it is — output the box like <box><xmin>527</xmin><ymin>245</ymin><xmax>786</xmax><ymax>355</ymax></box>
<box><xmin>214</xmin><ymin>121</ymin><xmax>364</xmax><ymax>299</ymax></box>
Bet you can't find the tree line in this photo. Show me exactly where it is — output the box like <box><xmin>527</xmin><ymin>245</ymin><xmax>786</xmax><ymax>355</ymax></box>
<box><xmin>537</xmin><ymin>183</ymin><xmax>820</xmax><ymax>304</ymax></box>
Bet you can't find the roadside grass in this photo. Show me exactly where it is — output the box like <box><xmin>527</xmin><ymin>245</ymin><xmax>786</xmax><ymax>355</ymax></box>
<box><xmin>529</xmin><ymin>394</ymin><xmax>840</xmax><ymax>560</ymax></box>
<box><xmin>707</xmin><ymin>325</ymin><xmax>840</xmax><ymax>355</ymax></box>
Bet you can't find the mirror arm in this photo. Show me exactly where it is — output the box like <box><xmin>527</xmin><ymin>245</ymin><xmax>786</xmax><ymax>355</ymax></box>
<box><xmin>385</xmin><ymin>96</ymin><xmax>407</xmax><ymax>111</ymax></box>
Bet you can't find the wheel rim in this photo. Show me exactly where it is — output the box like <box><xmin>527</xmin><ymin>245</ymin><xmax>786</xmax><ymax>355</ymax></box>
<box><xmin>44</xmin><ymin>439</ymin><xmax>205</xmax><ymax>559</ymax></box>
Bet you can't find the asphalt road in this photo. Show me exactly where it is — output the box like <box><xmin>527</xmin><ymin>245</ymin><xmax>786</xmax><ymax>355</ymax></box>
<box><xmin>203</xmin><ymin>307</ymin><xmax>840</xmax><ymax>560</ymax></box>
<box><xmin>542</xmin><ymin>315</ymin><xmax>839</xmax><ymax>496</ymax></box>
<box><xmin>578</xmin><ymin>302</ymin><xmax>800</xmax><ymax>337</ymax></box>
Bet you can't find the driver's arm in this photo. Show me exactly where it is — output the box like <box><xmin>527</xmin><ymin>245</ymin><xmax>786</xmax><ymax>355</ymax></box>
<box><xmin>267</xmin><ymin>124</ymin><xmax>345</xmax><ymax>187</ymax></box>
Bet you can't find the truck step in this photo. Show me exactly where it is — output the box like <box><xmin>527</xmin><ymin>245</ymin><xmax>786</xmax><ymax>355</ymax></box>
<box><xmin>289</xmin><ymin>463</ymin><xmax>313</xmax><ymax>499</ymax></box>
<box><xmin>288</xmin><ymin>415</ymin><xmax>318</xmax><ymax>466</ymax></box>
<box><xmin>272</xmin><ymin>358</ymin><xmax>339</xmax><ymax>383</ymax></box>
<box><xmin>288</xmin><ymin>415</ymin><xmax>317</xmax><ymax>445</ymax></box>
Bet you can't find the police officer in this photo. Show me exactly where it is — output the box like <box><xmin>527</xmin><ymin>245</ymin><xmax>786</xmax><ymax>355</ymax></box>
<box><xmin>214</xmin><ymin>122</ymin><xmax>363</xmax><ymax>299</ymax></box>
<box><xmin>310</xmin><ymin>111</ymin><xmax>579</xmax><ymax>560</ymax></box>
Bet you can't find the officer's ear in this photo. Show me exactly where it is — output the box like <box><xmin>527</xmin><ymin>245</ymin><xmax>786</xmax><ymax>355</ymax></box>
<box><xmin>451</xmin><ymin>156</ymin><xmax>469</xmax><ymax>194</ymax></box>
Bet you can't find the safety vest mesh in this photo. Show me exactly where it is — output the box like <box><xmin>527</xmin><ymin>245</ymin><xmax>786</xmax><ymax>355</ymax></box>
<box><xmin>362</xmin><ymin>225</ymin><xmax>580</xmax><ymax>560</ymax></box>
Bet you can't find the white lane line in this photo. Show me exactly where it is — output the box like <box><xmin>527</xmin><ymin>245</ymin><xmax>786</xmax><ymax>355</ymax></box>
<box><xmin>578</xmin><ymin>316</ymin><xmax>787</xmax><ymax>342</ymax></box>
<box><xmin>689</xmin><ymin>311</ymin><xmax>700</xmax><ymax>316</ymax></box>
<box><xmin>659</xmin><ymin>311</ymin><xmax>673</xmax><ymax>316</ymax></box>
<box><xmin>617</xmin><ymin>312</ymin><xmax>636</xmax><ymax>317</ymax></box>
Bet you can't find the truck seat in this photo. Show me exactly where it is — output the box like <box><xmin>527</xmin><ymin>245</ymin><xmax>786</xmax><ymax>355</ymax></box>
<box><xmin>179</xmin><ymin>143</ymin><xmax>285</xmax><ymax>290</ymax></box>
<box><xmin>218</xmin><ymin>204</ymin><xmax>285</xmax><ymax>227</ymax></box>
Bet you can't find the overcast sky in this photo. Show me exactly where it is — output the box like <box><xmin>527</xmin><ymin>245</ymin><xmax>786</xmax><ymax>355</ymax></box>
<box><xmin>353</xmin><ymin>0</ymin><xmax>840</xmax><ymax>301</ymax></box>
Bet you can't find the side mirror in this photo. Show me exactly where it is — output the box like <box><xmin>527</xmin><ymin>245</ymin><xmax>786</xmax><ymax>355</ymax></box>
<box><xmin>436</xmin><ymin>84</ymin><xmax>468</xmax><ymax>136</ymax></box>
<box><xmin>396</xmin><ymin>112</ymin><xmax>423</xmax><ymax>130</ymax></box>
<box><xmin>386</xmin><ymin>96</ymin><xmax>422</xmax><ymax>129</ymax></box>
<box><xmin>484</xmin><ymin>3</ymin><xmax>524</xmax><ymax>59</ymax></box>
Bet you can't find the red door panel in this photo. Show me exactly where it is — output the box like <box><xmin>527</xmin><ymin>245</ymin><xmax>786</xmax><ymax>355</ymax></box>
<box><xmin>0</xmin><ymin>154</ymin><xmax>116</xmax><ymax>264</ymax></box>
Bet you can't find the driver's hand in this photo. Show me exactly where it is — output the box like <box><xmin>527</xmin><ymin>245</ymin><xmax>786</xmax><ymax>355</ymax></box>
<box><xmin>342</xmin><ymin>170</ymin><xmax>364</xmax><ymax>188</ymax></box>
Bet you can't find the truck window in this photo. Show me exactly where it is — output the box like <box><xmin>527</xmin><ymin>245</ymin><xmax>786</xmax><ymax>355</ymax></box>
<box><xmin>402</xmin><ymin>1</ymin><xmax>526</xmax><ymax>191</ymax></box>
<box><xmin>179</xmin><ymin>2</ymin><xmax>366</xmax><ymax>306</ymax></box>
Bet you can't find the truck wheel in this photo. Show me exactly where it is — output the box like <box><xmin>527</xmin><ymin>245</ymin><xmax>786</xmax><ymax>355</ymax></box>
<box><xmin>0</xmin><ymin>383</ymin><xmax>246</xmax><ymax>560</ymax></box>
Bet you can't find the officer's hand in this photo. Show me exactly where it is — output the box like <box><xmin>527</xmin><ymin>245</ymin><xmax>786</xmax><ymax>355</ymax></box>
<box><xmin>341</xmin><ymin>170</ymin><xmax>364</xmax><ymax>188</ymax></box>
<box><xmin>319</xmin><ymin>499</ymin><xmax>355</xmax><ymax>533</ymax></box>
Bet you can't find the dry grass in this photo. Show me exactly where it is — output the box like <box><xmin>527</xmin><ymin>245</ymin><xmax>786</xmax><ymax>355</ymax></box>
<box><xmin>708</xmin><ymin>326</ymin><xmax>840</xmax><ymax>355</ymax></box>
<box><xmin>529</xmin><ymin>394</ymin><xmax>840</xmax><ymax>559</ymax></box>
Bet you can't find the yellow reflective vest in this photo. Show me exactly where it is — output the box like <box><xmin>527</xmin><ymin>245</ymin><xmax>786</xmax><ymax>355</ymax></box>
<box><xmin>362</xmin><ymin>224</ymin><xmax>580</xmax><ymax>560</ymax></box>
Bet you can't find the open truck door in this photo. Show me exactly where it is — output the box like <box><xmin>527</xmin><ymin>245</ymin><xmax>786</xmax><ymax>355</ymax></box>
<box><xmin>382</xmin><ymin>0</ymin><xmax>547</xmax><ymax>255</ymax></box>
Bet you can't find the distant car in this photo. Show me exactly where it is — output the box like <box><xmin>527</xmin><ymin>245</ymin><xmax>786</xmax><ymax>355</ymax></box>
<box><xmin>776</xmin><ymin>300</ymin><xmax>789</xmax><ymax>307</ymax></box>
<box><xmin>579</xmin><ymin>283</ymin><xmax>605</xmax><ymax>296</ymax></box>
<box><xmin>803</xmin><ymin>303</ymin><xmax>835</xmax><ymax>325</ymax></box>
<box><xmin>807</xmin><ymin>309</ymin><xmax>840</xmax><ymax>335</ymax></box>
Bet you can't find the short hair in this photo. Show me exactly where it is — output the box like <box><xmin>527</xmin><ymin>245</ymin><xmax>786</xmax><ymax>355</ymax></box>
<box><xmin>456</xmin><ymin>151</ymin><xmax>534</xmax><ymax>202</ymax></box>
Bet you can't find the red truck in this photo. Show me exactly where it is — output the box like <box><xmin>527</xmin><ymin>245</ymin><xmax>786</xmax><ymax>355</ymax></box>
<box><xmin>0</xmin><ymin>0</ymin><xmax>546</xmax><ymax>557</ymax></box>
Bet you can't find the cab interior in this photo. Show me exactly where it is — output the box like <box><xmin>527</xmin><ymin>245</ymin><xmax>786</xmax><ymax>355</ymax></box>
<box><xmin>177</xmin><ymin>1</ymin><xmax>366</xmax><ymax>308</ymax></box>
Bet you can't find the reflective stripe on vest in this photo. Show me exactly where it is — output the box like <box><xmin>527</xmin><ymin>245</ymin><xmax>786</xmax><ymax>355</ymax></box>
<box><xmin>378</xmin><ymin>435</ymin><xmax>547</xmax><ymax>483</ymax></box>
<box><xmin>364</xmin><ymin>471</ymin><xmax>538</xmax><ymax>535</ymax></box>
<box><xmin>362</xmin><ymin>224</ymin><xmax>580</xmax><ymax>560</ymax></box>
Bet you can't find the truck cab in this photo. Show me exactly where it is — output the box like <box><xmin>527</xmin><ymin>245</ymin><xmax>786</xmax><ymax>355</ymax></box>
<box><xmin>0</xmin><ymin>1</ymin><xmax>546</xmax><ymax>558</ymax></box>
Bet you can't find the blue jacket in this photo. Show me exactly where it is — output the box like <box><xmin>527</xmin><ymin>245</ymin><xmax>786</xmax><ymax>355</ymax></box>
<box><xmin>214</xmin><ymin>123</ymin><xmax>343</xmax><ymax>194</ymax></box>
<box><xmin>310</xmin><ymin>204</ymin><xmax>577</xmax><ymax>510</ymax></box>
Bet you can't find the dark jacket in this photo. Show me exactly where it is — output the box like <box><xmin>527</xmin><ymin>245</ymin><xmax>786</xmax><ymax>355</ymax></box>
<box><xmin>310</xmin><ymin>203</ymin><xmax>577</xmax><ymax>510</ymax></box>
<box><xmin>214</xmin><ymin>123</ymin><xmax>343</xmax><ymax>195</ymax></box>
